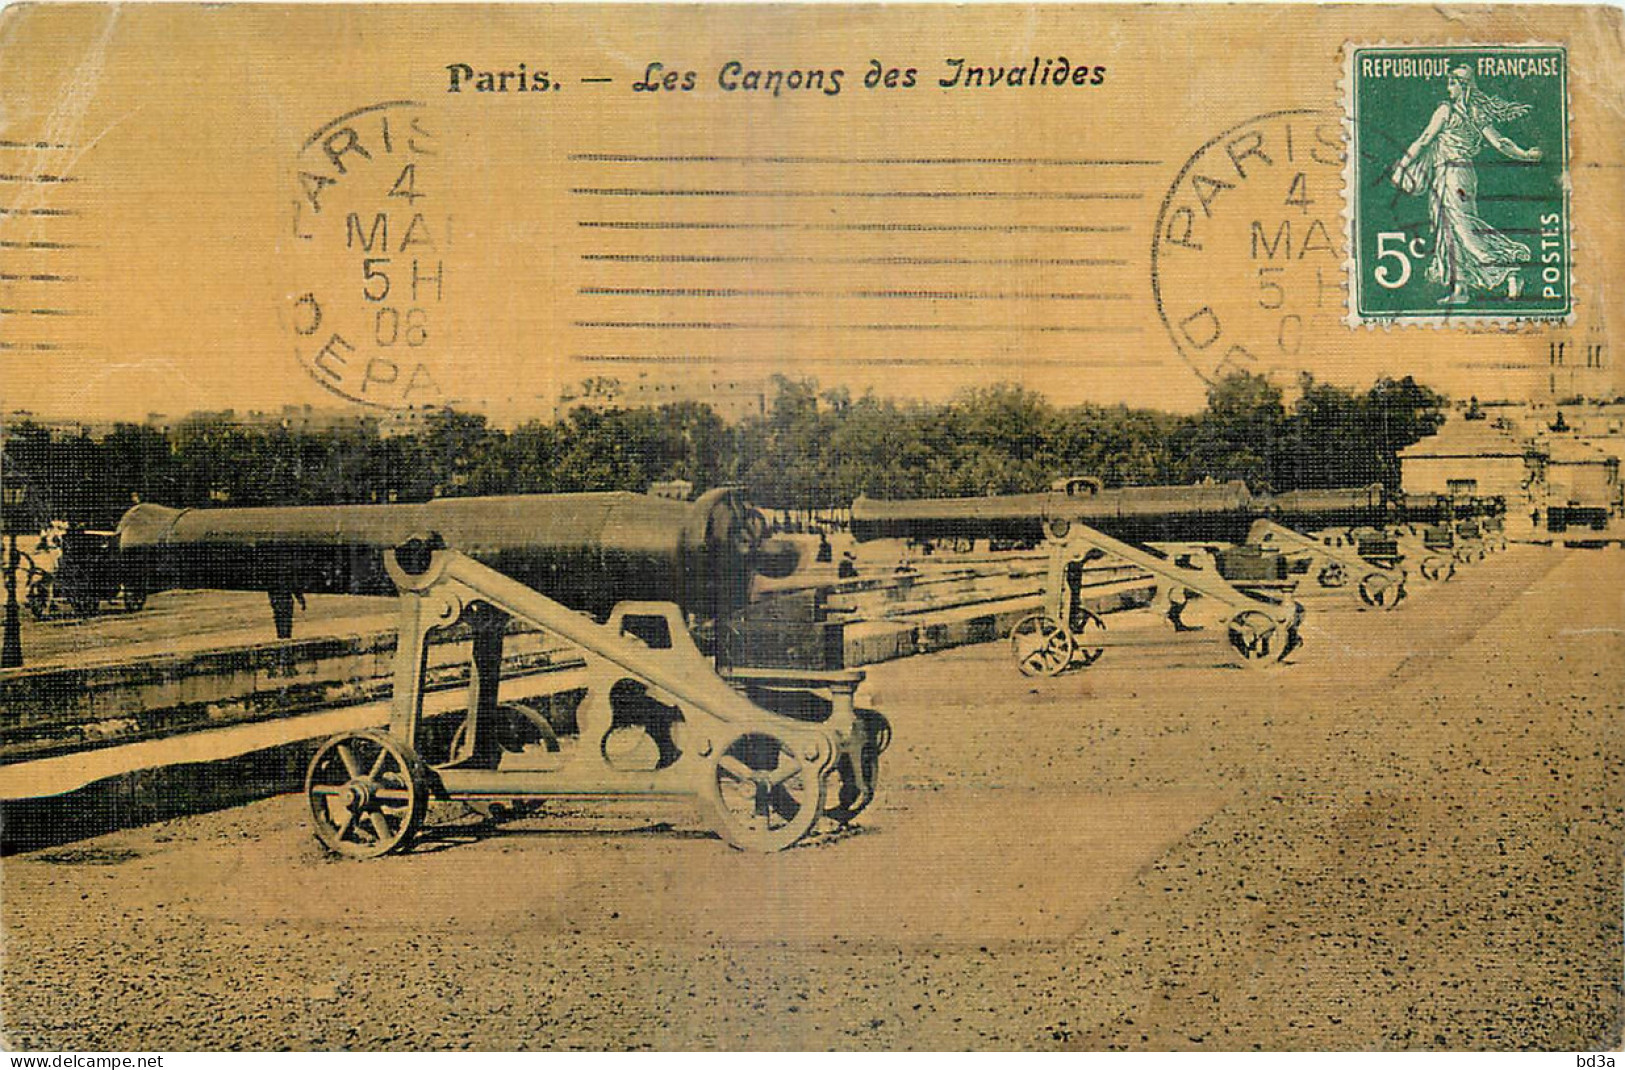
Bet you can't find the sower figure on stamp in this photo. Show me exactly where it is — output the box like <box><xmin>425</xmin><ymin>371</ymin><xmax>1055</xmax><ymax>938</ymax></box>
<box><xmin>1390</xmin><ymin>65</ymin><xmax>1543</xmax><ymax>305</ymax></box>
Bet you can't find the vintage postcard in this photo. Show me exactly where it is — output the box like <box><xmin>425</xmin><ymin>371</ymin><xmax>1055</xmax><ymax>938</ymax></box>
<box><xmin>1</xmin><ymin>3</ymin><xmax>1621</xmax><ymax>1054</ymax></box>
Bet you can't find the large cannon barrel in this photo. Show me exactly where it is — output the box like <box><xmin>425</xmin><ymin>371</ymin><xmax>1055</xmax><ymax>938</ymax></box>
<box><xmin>851</xmin><ymin>479</ymin><xmax>1259</xmax><ymax>545</ymax></box>
<box><xmin>848</xmin><ymin>489</ymin><xmax>1052</xmax><ymax>545</ymax></box>
<box><xmin>1259</xmin><ymin>484</ymin><xmax>1398</xmax><ymax>531</ymax></box>
<box><xmin>117</xmin><ymin>487</ymin><xmax>795</xmax><ymax>621</ymax></box>
<box><xmin>850</xmin><ymin>480</ymin><xmax>1455</xmax><ymax>547</ymax></box>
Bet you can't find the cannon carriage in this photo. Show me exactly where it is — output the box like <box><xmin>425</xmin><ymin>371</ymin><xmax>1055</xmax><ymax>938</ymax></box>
<box><xmin>118</xmin><ymin>489</ymin><xmax>889</xmax><ymax>856</ymax></box>
<box><xmin>854</xmin><ymin>479</ymin><xmax>1307</xmax><ymax>677</ymax></box>
<box><xmin>1382</xmin><ymin>492</ymin><xmax>1508</xmax><ymax>579</ymax></box>
<box><xmin>849</xmin><ymin>477</ymin><xmax>1520</xmax><ymax>678</ymax></box>
<box><xmin>1245</xmin><ymin>518</ymin><xmax>1409</xmax><ymax>609</ymax></box>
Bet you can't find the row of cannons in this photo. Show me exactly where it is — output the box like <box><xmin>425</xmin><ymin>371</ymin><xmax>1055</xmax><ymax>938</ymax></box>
<box><xmin>112</xmin><ymin>479</ymin><xmax>1503</xmax><ymax>857</ymax></box>
<box><xmin>851</xmin><ymin>478</ymin><xmax>1507</xmax><ymax>678</ymax></box>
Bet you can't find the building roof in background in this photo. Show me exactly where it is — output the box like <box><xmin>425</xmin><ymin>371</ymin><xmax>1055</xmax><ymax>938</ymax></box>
<box><xmin>1398</xmin><ymin>419</ymin><xmax>1529</xmax><ymax>460</ymax></box>
<box><xmin>1543</xmin><ymin>437</ymin><xmax>1619</xmax><ymax>466</ymax></box>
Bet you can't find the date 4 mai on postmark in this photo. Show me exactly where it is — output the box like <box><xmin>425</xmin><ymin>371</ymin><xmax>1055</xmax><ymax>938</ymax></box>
<box><xmin>1345</xmin><ymin>44</ymin><xmax>1569</xmax><ymax>325</ymax></box>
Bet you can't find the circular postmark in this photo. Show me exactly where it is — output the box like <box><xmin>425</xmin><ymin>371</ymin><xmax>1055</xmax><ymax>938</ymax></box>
<box><xmin>287</xmin><ymin>101</ymin><xmax>452</xmax><ymax>409</ymax></box>
<box><xmin>1151</xmin><ymin>109</ymin><xmax>1347</xmax><ymax>385</ymax></box>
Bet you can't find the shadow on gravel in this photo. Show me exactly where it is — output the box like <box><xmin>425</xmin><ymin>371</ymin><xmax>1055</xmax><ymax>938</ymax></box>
<box><xmin>400</xmin><ymin>811</ymin><xmax>878</xmax><ymax>855</ymax></box>
<box><xmin>33</xmin><ymin>845</ymin><xmax>144</xmax><ymax>866</ymax></box>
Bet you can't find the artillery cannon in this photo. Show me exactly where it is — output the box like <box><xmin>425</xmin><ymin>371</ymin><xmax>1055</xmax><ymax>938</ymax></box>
<box><xmin>851</xmin><ymin>476</ymin><xmax>1259</xmax><ymax>547</ymax></box>
<box><xmin>1399</xmin><ymin>492</ymin><xmax>1508</xmax><ymax>563</ymax></box>
<box><xmin>854</xmin><ymin>480</ymin><xmax>1307</xmax><ymax>675</ymax></box>
<box><xmin>1244</xmin><ymin>485</ymin><xmax>1411</xmax><ymax>608</ymax></box>
<box><xmin>117</xmin><ymin>489</ymin><xmax>888</xmax><ymax>855</ymax></box>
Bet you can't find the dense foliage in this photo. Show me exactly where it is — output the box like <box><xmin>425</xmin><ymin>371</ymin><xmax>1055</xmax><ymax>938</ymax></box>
<box><xmin>2</xmin><ymin>373</ymin><xmax>1445</xmax><ymax>526</ymax></box>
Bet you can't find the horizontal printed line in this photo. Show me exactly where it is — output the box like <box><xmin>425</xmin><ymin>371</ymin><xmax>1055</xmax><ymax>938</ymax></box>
<box><xmin>579</xmin><ymin>222</ymin><xmax>1129</xmax><ymax>234</ymax></box>
<box><xmin>582</xmin><ymin>254</ymin><xmax>1130</xmax><ymax>266</ymax></box>
<box><xmin>574</xmin><ymin>321</ymin><xmax>1143</xmax><ymax>334</ymax></box>
<box><xmin>580</xmin><ymin>287</ymin><xmax>1132</xmax><ymax>301</ymax></box>
<box><xmin>0</xmin><ymin>140</ymin><xmax>74</xmax><ymax>151</ymax></box>
<box><xmin>0</xmin><ymin>173</ymin><xmax>76</xmax><ymax>183</ymax></box>
<box><xmin>0</xmin><ymin>241</ymin><xmax>81</xmax><ymax>250</ymax></box>
<box><xmin>579</xmin><ymin>77</ymin><xmax>615</xmax><ymax>83</ymax></box>
<box><xmin>0</xmin><ymin>208</ymin><xmax>76</xmax><ymax>217</ymax></box>
<box><xmin>572</xmin><ymin>353</ymin><xmax>1164</xmax><ymax>367</ymax></box>
<box><xmin>570</xmin><ymin>154</ymin><xmax>1161</xmax><ymax>167</ymax></box>
<box><xmin>0</xmin><ymin>341</ymin><xmax>67</xmax><ymax>351</ymax></box>
<box><xmin>572</xmin><ymin>187</ymin><xmax>1141</xmax><ymax>201</ymax></box>
<box><xmin>0</xmin><ymin>273</ymin><xmax>77</xmax><ymax>282</ymax></box>
<box><xmin>1459</xmin><ymin>362</ymin><xmax>1536</xmax><ymax>370</ymax></box>
<box><xmin>0</xmin><ymin>307</ymin><xmax>79</xmax><ymax>315</ymax></box>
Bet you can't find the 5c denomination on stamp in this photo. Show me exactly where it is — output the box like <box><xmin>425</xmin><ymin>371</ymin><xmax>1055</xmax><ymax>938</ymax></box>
<box><xmin>1345</xmin><ymin>44</ymin><xmax>1570</xmax><ymax>325</ymax></box>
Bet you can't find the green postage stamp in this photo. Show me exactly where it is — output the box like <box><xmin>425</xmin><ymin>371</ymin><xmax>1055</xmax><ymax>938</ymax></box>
<box><xmin>1345</xmin><ymin>44</ymin><xmax>1570</xmax><ymax>325</ymax></box>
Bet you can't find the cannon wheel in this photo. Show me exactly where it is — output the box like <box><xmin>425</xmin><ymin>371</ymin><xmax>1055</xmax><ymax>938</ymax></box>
<box><xmin>1358</xmin><ymin>572</ymin><xmax>1406</xmax><ymax>610</ymax></box>
<box><xmin>1316</xmin><ymin>561</ymin><xmax>1349</xmax><ymax>589</ymax></box>
<box><xmin>1227</xmin><ymin>610</ymin><xmax>1291</xmax><ymax>668</ymax></box>
<box><xmin>1011</xmin><ymin>614</ymin><xmax>1076</xmax><ymax>677</ymax></box>
<box><xmin>826</xmin><ymin>709</ymin><xmax>891</xmax><ymax>827</ymax></box>
<box><xmin>704</xmin><ymin>729</ymin><xmax>827</xmax><ymax>852</ymax></box>
<box><xmin>306</xmin><ymin>729</ymin><xmax>428</xmax><ymax>859</ymax></box>
<box><xmin>120</xmin><ymin>585</ymin><xmax>148</xmax><ymax>612</ymax></box>
<box><xmin>1419</xmin><ymin>556</ymin><xmax>1456</xmax><ymax>583</ymax></box>
<box><xmin>1071</xmin><ymin>608</ymin><xmax>1107</xmax><ymax>667</ymax></box>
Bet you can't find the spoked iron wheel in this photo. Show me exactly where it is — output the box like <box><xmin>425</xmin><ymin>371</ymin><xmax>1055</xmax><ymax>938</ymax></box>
<box><xmin>1227</xmin><ymin>610</ymin><xmax>1291</xmax><ymax>668</ymax></box>
<box><xmin>704</xmin><ymin>730</ymin><xmax>826</xmax><ymax>852</ymax></box>
<box><xmin>1011</xmin><ymin>614</ymin><xmax>1076</xmax><ymax>677</ymax></box>
<box><xmin>1419</xmin><ymin>555</ymin><xmax>1456</xmax><ymax>583</ymax></box>
<box><xmin>1358</xmin><ymin>571</ymin><xmax>1406</xmax><ymax>610</ymax></box>
<box><xmin>306</xmin><ymin>729</ymin><xmax>428</xmax><ymax>859</ymax></box>
<box><xmin>1317</xmin><ymin>562</ymin><xmax>1349</xmax><ymax>589</ymax></box>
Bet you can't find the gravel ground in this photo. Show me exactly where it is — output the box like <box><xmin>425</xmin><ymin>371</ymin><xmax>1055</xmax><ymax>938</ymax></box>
<box><xmin>3</xmin><ymin>546</ymin><xmax>1620</xmax><ymax>1050</ymax></box>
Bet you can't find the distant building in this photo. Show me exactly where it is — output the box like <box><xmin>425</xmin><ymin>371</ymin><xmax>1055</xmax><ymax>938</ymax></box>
<box><xmin>557</xmin><ymin>373</ymin><xmax>769</xmax><ymax>423</ymax></box>
<box><xmin>375</xmin><ymin>406</ymin><xmax>438</xmax><ymax>438</ymax></box>
<box><xmin>648</xmin><ymin>479</ymin><xmax>695</xmax><ymax>501</ymax></box>
<box><xmin>146</xmin><ymin>406</ymin><xmax>374</xmax><ymax>436</ymax></box>
<box><xmin>1542</xmin><ymin>326</ymin><xmax>1611</xmax><ymax>402</ymax></box>
<box><xmin>268</xmin><ymin>405</ymin><xmax>373</xmax><ymax>434</ymax></box>
<box><xmin>4</xmin><ymin>410</ymin><xmax>104</xmax><ymax>438</ymax></box>
<box><xmin>1398</xmin><ymin>419</ymin><xmax>1534</xmax><ymax>503</ymax></box>
<box><xmin>1539</xmin><ymin>438</ymin><xmax>1621</xmax><ymax>512</ymax></box>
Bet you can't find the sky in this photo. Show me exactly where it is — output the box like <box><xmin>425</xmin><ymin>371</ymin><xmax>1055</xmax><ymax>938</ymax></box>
<box><xmin>1</xmin><ymin>3</ymin><xmax>1620</xmax><ymax>422</ymax></box>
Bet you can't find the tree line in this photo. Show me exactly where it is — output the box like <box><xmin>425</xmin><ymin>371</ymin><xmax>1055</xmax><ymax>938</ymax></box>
<box><xmin>2</xmin><ymin>372</ymin><xmax>1446</xmax><ymax>527</ymax></box>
